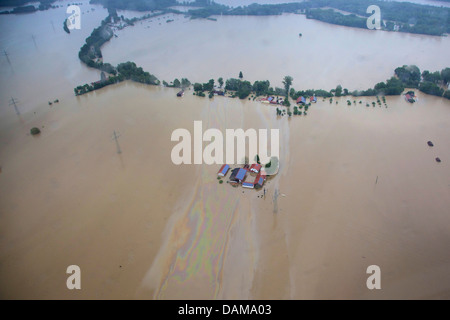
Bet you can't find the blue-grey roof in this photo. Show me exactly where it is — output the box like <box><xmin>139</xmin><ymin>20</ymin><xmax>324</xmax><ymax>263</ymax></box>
<box><xmin>236</xmin><ymin>168</ymin><xmax>246</xmax><ymax>180</ymax></box>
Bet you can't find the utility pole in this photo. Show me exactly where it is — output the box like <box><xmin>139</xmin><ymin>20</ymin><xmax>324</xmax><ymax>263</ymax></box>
<box><xmin>31</xmin><ymin>35</ymin><xmax>37</xmax><ymax>48</ymax></box>
<box><xmin>9</xmin><ymin>97</ymin><xmax>20</xmax><ymax>115</ymax></box>
<box><xmin>112</xmin><ymin>130</ymin><xmax>122</xmax><ymax>154</ymax></box>
<box><xmin>3</xmin><ymin>50</ymin><xmax>11</xmax><ymax>65</ymax></box>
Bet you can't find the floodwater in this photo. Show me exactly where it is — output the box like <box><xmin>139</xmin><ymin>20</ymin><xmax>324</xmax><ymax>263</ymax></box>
<box><xmin>102</xmin><ymin>12</ymin><xmax>450</xmax><ymax>91</ymax></box>
<box><xmin>0</xmin><ymin>1</ymin><xmax>449</xmax><ymax>299</ymax></box>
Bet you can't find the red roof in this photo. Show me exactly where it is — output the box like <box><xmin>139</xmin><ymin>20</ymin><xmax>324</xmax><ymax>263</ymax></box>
<box><xmin>254</xmin><ymin>173</ymin><xmax>266</xmax><ymax>186</ymax></box>
<box><xmin>297</xmin><ymin>96</ymin><xmax>306</xmax><ymax>103</ymax></box>
<box><xmin>250</xmin><ymin>163</ymin><xmax>262</xmax><ymax>172</ymax></box>
<box><xmin>218</xmin><ymin>164</ymin><xmax>230</xmax><ymax>175</ymax></box>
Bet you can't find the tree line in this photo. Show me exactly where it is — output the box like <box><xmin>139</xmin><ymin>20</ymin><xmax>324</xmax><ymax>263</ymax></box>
<box><xmin>163</xmin><ymin>65</ymin><xmax>450</xmax><ymax>101</ymax></box>
<box><xmin>74</xmin><ymin>10</ymin><xmax>161</xmax><ymax>95</ymax></box>
<box><xmin>74</xmin><ymin>61</ymin><xmax>160</xmax><ymax>95</ymax></box>
<box><xmin>183</xmin><ymin>0</ymin><xmax>449</xmax><ymax>36</ymax></box>
<box><xmin>0</xmin><ymin>0</ymin><xmax>58</xmax><ymax>14</ymax></box>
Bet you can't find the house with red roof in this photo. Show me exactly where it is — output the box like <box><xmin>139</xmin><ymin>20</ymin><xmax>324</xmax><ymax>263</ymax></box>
<box><xmin>242</xmin><ymin>176</ymin><xmax>255</xmax><ymax>189</ymax></box>
<box><xmin>297</xmin><ymin>96</ymin><xmax>306</xmax><ymax>104</ymax></box>
<box><xmin>218</xmin><ymin>164</ymin><xmax>230</xmax><ymax>177</ymax></box>
<box><xmin>250</xmin><ymin>163</ymin><xmax>262</xmax><ymax>173</ymax></box>
<box><xmin>254</xmin><ymin>173</ymin><xmax>266</xmax><ymax>189</ymax></box>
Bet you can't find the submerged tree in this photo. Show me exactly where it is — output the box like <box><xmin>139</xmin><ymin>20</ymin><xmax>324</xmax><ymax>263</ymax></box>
<box><xmin>282</xmin><ymin>76</ymin><xmax>293</xmax><ymax>95</ymax></box>
<box><xmin>30</xmin><ymin>127</ymin><xmax>41</xmax><ymax>135</ymax></box>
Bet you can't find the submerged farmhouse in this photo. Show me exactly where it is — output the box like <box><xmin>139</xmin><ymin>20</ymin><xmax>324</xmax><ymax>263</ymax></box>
<box><xmin>218</xmin><ymin>163</ymin><xmax>266</xmax><ymax>190</ymax></box>
<box><xmin>218</xmin><ymin>164</ymin><xmax>230</xmax><ymax>177</ymax></box>
<box><xmin>229</xmin><ymin>168</ymin><xmax>247</xmax><ymax>185</ymax></box>
<box><xmin>297</xmin><ymin>96</ymin><xmax>306</xmax><ymax>104</ymax></box>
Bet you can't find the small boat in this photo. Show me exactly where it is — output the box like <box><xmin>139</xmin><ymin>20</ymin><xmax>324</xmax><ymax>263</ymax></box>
<box><xmin>177</xmin><ymin>90</ymin><xmax>184</xmax><ymax>97</ymax></box>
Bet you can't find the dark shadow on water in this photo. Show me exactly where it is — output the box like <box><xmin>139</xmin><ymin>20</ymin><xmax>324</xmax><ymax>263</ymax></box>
<box><xmin>117</xmin><ymin>150</ymin><xmax>125</xmax><ymax>170</ymax></box>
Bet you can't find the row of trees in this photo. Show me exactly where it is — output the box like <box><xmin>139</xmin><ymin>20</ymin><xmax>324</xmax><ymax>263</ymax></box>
<box><xmin>0</xmin><ymin>0</ymin><xmax>58</xmax><ymax>14</ymax></box>
<box><xmin>78</xmin><ymin>14</ymin><xmax>117</xmax><ymax>74</ymax></box>
<box><xmin>288</xmin><ymin>65</ymin><xmax>450</xmax><ymax>99</ymax></box>
<box><xmin>74</xmin><ymin>10</ymin><xmax>162</xmax><ymax>95</ymax></box>
<box><xmin>74</xmin><ymin>74</ymin><xmax>124</xmax><ymax>96</ymax></box>
<box><xmin>187</xmin><ymin>66</ymin><xmax>450</xmax><ymax>102</ymax></box>
<box><xmin>394</xmin><ymin>65</ymin><xmax>421</xmax><ymax>88</ymax></box>
<box><xmin>163</xmin><ymin>78</ymin><xmax>191</xmax><ymax>88</ymax></box>
<box><xmin>306</xmin><ymin>9</ymin><xmax>366</xmax><ymax>29</ymax></box>
<box><xmin>116</xmin><ymin>62</ymin><xmax>160</xmax><ymax>85</ymax></box>
<box><xmin>352</xmin><ymin>77</ymin><xmax>405</xmax><ymax>96</ymax></box>
<box><xmin>420</xmin><ymin>68</ymin><xmax>450</xmax><ymax>98</ymax></box>
<box><xmin>394</xmin><ymin>65</ymin><xmax>450</xmax><ymax>98</ymax></box>
<box><xmin>74</xmin><ymin>61</ymin><xmax>160</xmax><ymax>95</ymax></box>
<box><xmin>188</xmin><ymin>74</ymin><xmax>292</xmax><ymax>100</ymax></box>
<box><xmin>290</xmin><ymin>88</ymin><xmax>333</xmax><ymax>100</ymax></box>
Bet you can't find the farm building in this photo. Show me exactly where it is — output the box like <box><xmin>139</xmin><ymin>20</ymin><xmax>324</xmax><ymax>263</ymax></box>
<box><xmin>250</xmin><ymin>163</ymin><xmax>262</xmax><ymax>173</ymax></box>
<box><xmin>229</xmin><ymin>168</ymin><xmax>247</xmax><ymax>184</ymax></box>
<box><xmin>297</xmin><ymin>96</ymin><xmax>306</xmax><ymax>104</ymax></box>
<box><xmin>218</xmin><ymin>164</ymin><xmax>230</xmax><ymax>177</ymax></box>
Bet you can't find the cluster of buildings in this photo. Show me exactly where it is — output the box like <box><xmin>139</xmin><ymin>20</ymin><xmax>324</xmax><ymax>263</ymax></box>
<box><xmin>218</xmin><ymin>163</ymin><xmax>266</xmax><ymax>189</ymax></box>
<box><xmin>212</xmin><ymin>89</ymin><xmax>225</xmax><ymax>96</ymax></box>
<box><xmin>177</xmin><ymin>89</ymin><xmax>224</xmax><ymax>97</ymax></box>
<box><xmin>261</xmin><ymin>96</ymin><xmax>285</xmax><ymax>105</ymax></box>
<box><xmin>296</xmin><ymin>95</ymin><xmax>317</xmax><ymax>104</ymax></box>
